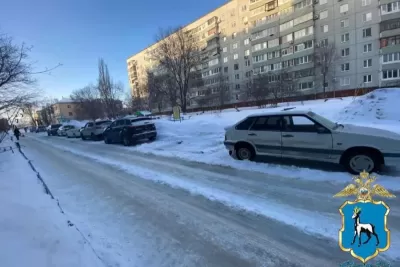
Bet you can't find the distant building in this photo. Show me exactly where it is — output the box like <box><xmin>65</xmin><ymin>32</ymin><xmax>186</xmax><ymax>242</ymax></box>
<box><xmin>52</xmin><ymin>98</ymin><xmax>80</xmax><ymax>123</ymax></box>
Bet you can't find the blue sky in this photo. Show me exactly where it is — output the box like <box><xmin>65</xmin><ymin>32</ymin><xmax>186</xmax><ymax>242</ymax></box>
<box><xmin>0</xmin><ymin>0</ymin><xmax>227</xmax><ymax>99</ymax></box>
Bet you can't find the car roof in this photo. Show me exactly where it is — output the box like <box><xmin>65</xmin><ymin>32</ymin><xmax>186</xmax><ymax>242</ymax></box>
<box><xmin>247</xmin><ymin>109</ymin><xmax>312</xmax><ymax>117</ymax></box>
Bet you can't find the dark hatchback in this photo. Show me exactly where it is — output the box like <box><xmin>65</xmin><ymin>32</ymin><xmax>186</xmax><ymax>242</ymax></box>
<box><xmin>47</xmin><ymin>124</ymin><xmax>62</xmax><ymax>136</ymax></box>
<box><xmin>103</xmin><ymin>117</ymin><xmax>157</xmax><ymax>146</ymax></box>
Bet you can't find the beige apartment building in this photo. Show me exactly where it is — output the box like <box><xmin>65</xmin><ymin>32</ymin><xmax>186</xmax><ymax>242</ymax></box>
<box><xmin>52</xmin><ymin>98</ymin><xmax>80</xmax><ymax>123</ymax></box>
<box><xmin>127</xmin><ymin>0</ymin><xmax>400</xmax><ymax>110</ymax></box>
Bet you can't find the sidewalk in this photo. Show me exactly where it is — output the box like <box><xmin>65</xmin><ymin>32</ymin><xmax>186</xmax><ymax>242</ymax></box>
<box><xmin>0</xmin><ymin>137</ymin><xmax>103</xmax><ymax>267</ymax></box>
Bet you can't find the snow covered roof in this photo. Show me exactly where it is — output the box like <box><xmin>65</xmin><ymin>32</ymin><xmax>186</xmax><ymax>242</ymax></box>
<box><xmin>55</xmin><ymin>98</ymin><xmax>76</xmax><ymax>104</ymax></box>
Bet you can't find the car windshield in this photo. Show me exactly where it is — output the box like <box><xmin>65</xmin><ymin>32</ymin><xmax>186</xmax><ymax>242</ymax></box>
<box><xmin>95</xmin><ymin>121</ymin><xmax>111</xmax><ymax>126</ymax></box>
<box><xmin>52</xmin><ymin>124</ymin><xmax>62</xmax><ymax>129</ymax></box>
<box><xmin>307</xmin><ymin>112</ymin><xmax>336</xmax><ymax>129</ymax></box>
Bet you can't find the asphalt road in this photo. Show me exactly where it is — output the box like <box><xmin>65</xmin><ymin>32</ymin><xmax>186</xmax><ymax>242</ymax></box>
<box><xmin>20</xmin><ymin>135</ymin><xmax>400</xmax><ymax>267</ymax></box>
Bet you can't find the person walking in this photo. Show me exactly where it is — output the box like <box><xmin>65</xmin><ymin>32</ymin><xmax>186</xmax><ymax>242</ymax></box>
<box><xmin>13</xmin><ymin>126</ymin><xmax>21</xmax><ymax>141</ymax></box>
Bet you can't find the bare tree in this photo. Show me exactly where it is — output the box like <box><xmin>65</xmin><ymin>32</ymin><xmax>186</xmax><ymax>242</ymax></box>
<box><xmin>194</xmin><ymin>88</ymin><xmax>214</xmax><ymax>112</ymax></box>
<box><xmin>250</xmin><ymin>73</ymin><xmax>270</xmax><ymax>108</ymax></box>
<box><xmin>0</xmin><ymin>33</ymin><xmax>61</xmax><ymax>114</ymax></box>
<box><xmin>314</xmin><ymin>43</ymin><xmax>338</xmax><ymax>97</ymax></box>
<box><xmin>22</xmin><ymin>102</ymin><xmax>39</xmax><ymax>126</ymax></box>
<box><xmin>267</xmin><ymin>69</ymin><xmax>295</xmax><ymax>106</ymax></box>
<box><xmin>97</xmin><ymin>58</ymin><xmax>123</xmax><ymax>119</ymax></box>
<box><xmin>214</xmin><ymin>74</ymin><xmax>230</xmax><ymax>110</ymax></box>
<box><xmin>149</xmin><ymin>27</ymin><xmax>202</xmax><ymax>112</ymax></box>
<box><xmin>70</xmin><ymin>84</ymin><xmax>104</xmax><ymax>120</ymax></box>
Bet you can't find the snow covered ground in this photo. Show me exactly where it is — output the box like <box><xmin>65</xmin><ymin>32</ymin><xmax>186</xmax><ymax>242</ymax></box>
<box><xmin>0</xmin><ymin>137</ymin><xmax>102</xmax><ymax>267</ymax></box>
<box><xmin>127</xmin><ymin>88</ymin><xmax>400</xmax><ymax>188</ymax></box>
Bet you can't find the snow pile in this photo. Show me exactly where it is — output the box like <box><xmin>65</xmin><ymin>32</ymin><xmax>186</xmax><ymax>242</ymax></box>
<box><xmin>0</xmin><ymin>138</ymin><xmax>102</xmax><ymax>267</ymax></box>
<box><xmin>64</xmin><ymin>120</ymin><xmax>88</xmax><ymax>128</ymax></box>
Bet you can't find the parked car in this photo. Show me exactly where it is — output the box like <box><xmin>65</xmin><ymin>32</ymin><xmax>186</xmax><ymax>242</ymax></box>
<box><xmin>57</xmin><ymin>125</ymin><xmax>75</xmax><ymax>136</ymax></box>
<box><xmin>47</xmin><ymin>124</ymin><xmax>62</xmax><ymax>136</ymax></box>
<box><xmin>103</xmin><ymin>116</ymin><xmax>157</xmax><ymax>146</ymax></box>
<box><xmin>66</xmin><ymin>127</ymin><xmax>83</xmax><ymax>138</ymax></box>
<box><xmin>81</xmin><ymin>120</ymin><xmax>112</xmax><ymax>140</ymax></box>
<box><xmin>35</xmin><ymin>126</ymin><xmax>47</xmax><ymax>133</ymax></box>
<box><xmin>224</xmin><ymin>110</ymin><xmax>400</xmax><ymax>174</ymax></box>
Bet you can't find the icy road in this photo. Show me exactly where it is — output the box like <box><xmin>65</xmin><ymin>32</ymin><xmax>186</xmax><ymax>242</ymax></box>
<box><xmin>21</xmin><ymin>135</ymin><xmax>400</xmax><ymax>267</ymax></box>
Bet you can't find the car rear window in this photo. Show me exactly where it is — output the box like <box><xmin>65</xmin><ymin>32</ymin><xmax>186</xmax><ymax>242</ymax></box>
<box><xmin>52</xmin><ymin>124</ymin><xmax>62</xmax><ymax>129</ymax></box>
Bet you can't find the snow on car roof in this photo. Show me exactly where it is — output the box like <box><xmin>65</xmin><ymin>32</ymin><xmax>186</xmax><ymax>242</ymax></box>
<box><xmin>248</xmin><ymin>109</ymin><xmax>312</xmax><ymax>117</ymax></box>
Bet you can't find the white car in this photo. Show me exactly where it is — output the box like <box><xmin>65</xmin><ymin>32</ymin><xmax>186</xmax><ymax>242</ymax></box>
<box><xmin>224</xmin><ymin>110</ymin><xmax>400</xmax><ymax>174</ymax></box>
<box><xmin>80</xmin><ymin>120</ymin><xmax>112</xmax><ymax>140</ymax></box>
<box><xmin>66</xmin><ymin>127</ymin><xmax>83</xmax><ymax>138</ymax></box>
<box><xmin>57</xmin><ymin>125</ymin><xmax>75</xmax><ymax>136</ymax></box>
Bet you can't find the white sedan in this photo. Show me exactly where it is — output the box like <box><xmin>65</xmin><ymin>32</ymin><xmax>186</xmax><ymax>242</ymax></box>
<box><xmin>66</xmin><ymin>127</ymin><xmax>83</xmax><ymax>138</ymax></box>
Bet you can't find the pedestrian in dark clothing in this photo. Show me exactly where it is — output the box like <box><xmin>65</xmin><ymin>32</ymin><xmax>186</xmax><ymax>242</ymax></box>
<box><xmin>14</xmin><ymin>126</ymin><xmax>21</xmax><ymax>141</ymax></box>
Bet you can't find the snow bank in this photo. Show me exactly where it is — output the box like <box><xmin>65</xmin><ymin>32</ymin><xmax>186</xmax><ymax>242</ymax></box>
<box><xmin>0</xmin><ymin>138</ymin><xmax>102</xmax><ymax>267</ymax></box>
<box><xmin>64</xmin><ymin>120</ymin><xmax>88</xmax><ymax>128</ymax></box>
<box><xmin>128</xmin><ymin>90</ymin><xmax>400</xmax><ymax>187</ymax></box>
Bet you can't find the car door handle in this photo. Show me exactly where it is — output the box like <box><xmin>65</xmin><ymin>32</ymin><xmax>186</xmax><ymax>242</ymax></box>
<box><xmin>282</xmin><ymin>134</ymin><xmax>294</xmax><ymax>138</ymax></box>
<box><xmin>248</xmin><ymin>133</ymin><xmax>257</xmax><ymax>136</ymax></box>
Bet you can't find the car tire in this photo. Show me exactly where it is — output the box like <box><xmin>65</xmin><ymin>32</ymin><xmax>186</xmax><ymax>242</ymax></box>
<box><xmin>122</xmin><ymin>135</ymin><xmax>131</xmax><ymax>146</ymax></box>
<box><xmin>81</xmin><ymin>133</ymin><xmax>86</xmax><ymax>140</ymax></box>
<box><xmin>235</xmin><ymin>143</ymin><xmax>255</xmax><ymax>161</ymax></box>
<box><xmin>104</xmin><ymin>136</ymin><xmax>111</xmax><ymax>144</ymax></box>
<box><xmin>343</xmin><ymin>151</ymin><xmax>380</xmax><ymax>174</ymax></box>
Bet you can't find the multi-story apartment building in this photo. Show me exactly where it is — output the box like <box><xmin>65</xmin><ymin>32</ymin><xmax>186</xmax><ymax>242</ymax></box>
<box><xmin>127</xmin><ymin>0</ymin><xmax>400</xmax><ymax>110</ymax></box>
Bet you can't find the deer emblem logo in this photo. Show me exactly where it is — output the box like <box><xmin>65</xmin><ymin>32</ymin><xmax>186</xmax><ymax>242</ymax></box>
<box><xmin>334</xmin><ymin>171</ymin><xmax>395</xmax><ymax>264</ymax></box>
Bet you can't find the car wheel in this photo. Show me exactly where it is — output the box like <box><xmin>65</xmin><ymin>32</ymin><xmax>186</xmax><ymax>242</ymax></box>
<box><xmin>344</xmin><ymin>151</ymin><xmax>379</xmax><ymax>174</ymax></box>
<box><xmin>104</xmin><ymin>136</ymin><xmax>110</xmax><ymax>144</ymax></box>
<box><xmin>235</xmin><ymin>143</ymin><xmax>255</xmax><ymax>161</ymax></box>
<box><xmin>81</xmin><ymin>133</ymin><xmax>86</xmax><ymax>140</ymax></box>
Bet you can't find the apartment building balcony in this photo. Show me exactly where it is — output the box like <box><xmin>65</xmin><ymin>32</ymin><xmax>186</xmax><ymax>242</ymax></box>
<box><xmin>250</xmin><ymin>17</ymin><xmax>280</xmax><ymax>34</ymax></box>
<box><xmin>380</xmin><ymin>18</ymin><xmax>400</xmax><ymax>38</ymax></box>
<box><xmin>380</xmin><ymin>34</ymin><xmax>400</xmax><ymax>54</ymax></box>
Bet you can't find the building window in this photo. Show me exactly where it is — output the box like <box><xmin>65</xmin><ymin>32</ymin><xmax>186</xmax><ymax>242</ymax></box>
<box><xmin>232</xmin><ymin>32</ymin><xmax>237</xmax><ymax>39</ymax></box>
<box><xmin>363</xmin><ymin>74</ymin><xmax>372</xmax><ymax>83</ymax></box>
<box><xmin>245</xmin><ymin>49</ymin><xmax>250</xmax><ymax>56</ymax></box>
<box><xmin>244</xmin><ymin>38</ymin><xmax>250</xmax><ymax>45</ymax></box>
<box><xmin>362</xmin><ymin>0</ymin><xmax>371</xmax><ymax>6</ymax></box>
<box><xmin>294</xmin><ymin>26</ymin><xmax>313</xmax><ymax>40</ymax></box>
<box><xmin>67</xmin><ymin>105</ymin><xmax>71</xmax><ymax>108</ymax></box>
<box><xmin>280</xmin><ymin>20</ymin><xmax>294</xmax><ymax>31</ymax></box>
<box><xmin>233</xmin><ymin>53</ymin><xmax>239</xmax><ymax>60</ymax></box>
<box><xmin>235</xmin><ymin>84</ymin><xmax>241</xmax><ymax>89</ymax></box>
<box><xmin>363</xmin><ymin>59</ymin><xmax>372</xmax><ymax>68</ymax></box>
<box><xmin>234</xmin><ymin>63</ymin><xmax>239</xmax><ymax>70</ymax></box>
<box><xmin>381</xmin><ymin>2</ymin><xmax>400</xmax><ymax>14</ymax></box>
<box><xmin>363</xmin><ymin>12</ymin><xmax>372</xmax><ymax>22</ymax></box>
<box><xmin>223</xmin><ymin>47</ymin><xmax>228</xmax><ymax>52</ymax></box>
<box><xmin>253</xmin><ymin>54</ymin><xmax>266</xmax><ymax>63</ymax></box>
<box><xmin>341</xmin><ymin>19</ymin><xmax>349</xmax><ymax>28</ymax></box>
<box><xmin>235</xmin><ymin>74</ymin><xmax>240</xmax><ymax>79</ymax></box>
<box><xmin>298</xmin><ymin>81</ymin><xmax>313</xmax><ymax>90</ymax></box>
<box><xmin>268</xmin><ymin>38</ymin><xmax>279</xmax><ymax>48</ymax></box>
<box><xmin>341</xmin><ymin>33</ymin><xmax>350</xmax><ymax>42</ymax></box>
<box><xmin>340</xmin><ymin>4</ymin><xmax>349</xmax><ymax>13</ymax></box>
<box><xmin>68</xmin><ymin>112</ymin><xmax>73</xmax><ymax>116</ymax></box>
<box><xmin>320</xmin><ymin>10</ymin><xmax>328</xmax><ymax>19</ymax></box>
<box><xmin>382</xmin><ymin>52</ymin><xmax>400</xmax><ymax>64</ymax></box>
<box><xmin>363</xmin><ymin>28</ymin><xmax>372</xmax><ymax>38</ymax></box>
<box><xmin>224</xmin><ymin>66</ymin><xmax>228</xmax><ymax>72</ymax></box>
<box><xmin>281</xmin><ymin>46</ymin><xmax>294</xmax><ymax>56</ymax></box>
<box><xmin>320</xmin><ymin>39</ymin><xmax>328</xmax><ymax>47</ymax></box>
<box><xmin>223</xmin><ymin>37</ymin><xmax>227</xmax><ymax>42</ymax></box>
<box><xmin>382</xmin><ymin>69</ymin><xmax>400</xmax><ymax>80</ymax></box>
<box><xmin>320</xmin><ymin>0</ymin><xmax>327</xmax><ymax>4</ymax></box>
<box><xmin>245</xmin><ymin>60</ymin><xmax>251</xmax><ymax>66</ymax></box>
<box><xmin>380</xmin><ymin>35</ymin><xmax>400</xmax><ymax>48</ymax></box>
<box><xmin>242</xmin><ymin>4</ymin><xmax>247</xmax><ymax>11</ymax></box>
<box><xmin>340</xmin><ymin>77</ymin><xmax>350</xmax><ymax>86</ymax></box>
<box><xmin>245</xmin><ymin>71</ymin><xmax>252</xmax><ymax>77</ymax></box>
<box><xmin>341</xmin><ymin>48</ymin><xmax>350</xmax><ymax>57</ymax></box>
<box><xmin>341</xmin><ymin>63</ymin><xmax>350</xmax><ymax>71</ymax></box>
<box><xmin>233</xmin><ymin>43</ymin><xmax>238</xmax><ymax>49</ymax></box>
<box><xmin>294</xmin><ymin>40</ymin><xmax>313</xmax><ymax>52</ymax></box>
<box><xmin>363</xmin><ymin>43</ymin><xmax>372</xmax><ymax>52</ymax></box>
<box><xmin>321</xmin><ymin>25</ymin><xmax>328</xmax><ymax>33</ymax></box>
<box><xmin>281</xmin><ymin>33</ymin><xmax>293</xmax><ymax>43</ymax></box>
<box><xmin>223</xmin><ymin>57</ymin><xmax>228</xmax><ymax>63</ymax></box>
